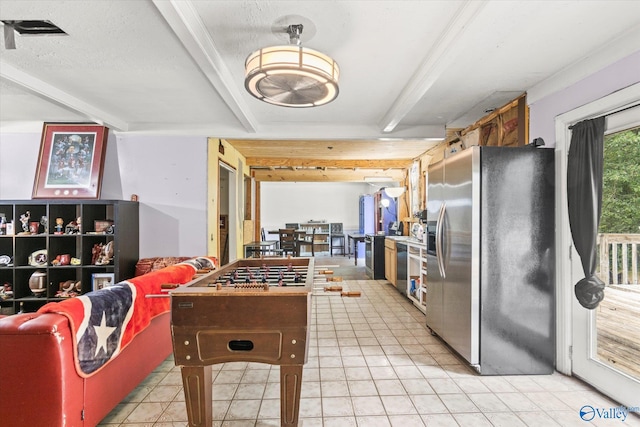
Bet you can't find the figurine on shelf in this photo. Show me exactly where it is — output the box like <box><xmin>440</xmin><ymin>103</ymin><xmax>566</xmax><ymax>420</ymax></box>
<box><xmin>54</xmin><ymin>217</ymin><xmax>64</xmax><ymax>234</ymax></box>
<box><xmin>95</xmin><ymin>241</ymin><xmax>114</xmax><ymax>265</ymax></box>
<box><xmin>19</xmin><ymin>211</ymin><xmax>30</xmax><ymax>234</ymax></box>
<box><xmin>65</xmin><ymin>218</ymin><xmax>80</xmax><ymax>234</ymax></box>
<box><xmin>0</xmin><ymin>282</ymin><xmax>13</xmax><ymax>300</ymax></box>
<box><xmin>91</xmin><ymin>243</ymin><xmax>103</xmax><ymax>265</ymax></box>
<box><xmin>54</xmin><ymin>280</ymin><xmax>81</xmax><ymax>298</ymax></box>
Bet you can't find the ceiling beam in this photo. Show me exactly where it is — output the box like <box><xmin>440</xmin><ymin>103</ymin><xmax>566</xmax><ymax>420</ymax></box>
<box><xmin>379</xmin><ymin>0</ymin><xmax>487</xmax><ymax>133</ymax></box>
<box><xmin>245</xmin><ymin>157</ymin><xmax>413</xmax><ymax>169</ymax></box>
<box><xmin>152</xmin><ymin>0</ymin><xmax>258</xmax><ymax>133</ymax></box>
<box><xmin>0</xmin><ymin>61</ymin><xmax>129</xmax><ymax>131</ymax></box>
<box><xmin>253</xmin><ymin>168</ymin><xmax>405</xmax><ymax>182</ymax></box>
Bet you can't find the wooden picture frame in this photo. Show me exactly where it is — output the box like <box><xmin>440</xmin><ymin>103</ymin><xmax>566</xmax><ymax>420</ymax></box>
<box><xmin>92</xmin><ymin>273</ymin><xmax>115</xmax><ymax>291</ymax></box>
<box><xmin>32</xmin><ymin>123</ymin><xmax>109</xmax><ymax>199</ymax></box>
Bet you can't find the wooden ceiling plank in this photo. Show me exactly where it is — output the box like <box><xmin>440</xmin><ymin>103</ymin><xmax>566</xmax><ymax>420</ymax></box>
<box><xmin>253</xmin><ymin>169</ymin><xmax>405</xmax><ymax>182</ymax></box>
<box><xmin>245</xmin><ymin>157</ymin><xmax>412</xmax><ymax>168</ymax></box>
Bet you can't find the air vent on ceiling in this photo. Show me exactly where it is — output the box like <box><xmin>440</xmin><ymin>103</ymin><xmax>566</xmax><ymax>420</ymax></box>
<box><xmin>1</xmin><ymin>20</ymin><xmax>66</xmax><ymax>35</ymax></box>
<box><xmin>2</xmin><ymin>20</ymin><xmax>66</xmax><ymax>49</ymax></box>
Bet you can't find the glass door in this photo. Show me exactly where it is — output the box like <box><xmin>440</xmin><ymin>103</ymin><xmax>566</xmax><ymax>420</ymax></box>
<box><xmin>560</xmin><ymin>93</ymin><xmax>640</xmax><ymax>410</ymax></box>
<box><xmin>593</xmin><ymin>124</ymin><xmax>640</xmax><ymax>382</ymax></box>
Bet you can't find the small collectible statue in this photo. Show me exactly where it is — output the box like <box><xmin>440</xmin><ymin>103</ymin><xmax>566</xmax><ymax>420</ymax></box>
<box><xmin>91</xmin><ymin>243</ymin><xmax>103</xmax><ymax>265</ymax></box>
<box><xmin>0</xmin><ymin>282</ymin><xmax>13</xmax><ymax>300</ymax></box>
<box><xmin>19</xmin><ymin>211</ymin><xmax>30</xmax><ymax>233</ymax></box>
<box><xmin>55</xmin><ymin>217</ymin><xmax>64</xmax><ymax>234</ymax></box>
<box><xmin>65</xmin><ymin>219</ymin><xmax>79</xmax><ymax>234</ymax></box>
<box><xmin>95</xmin><ymin>241</ymin><xmax>114</xmax><ymax>265</ymax></box>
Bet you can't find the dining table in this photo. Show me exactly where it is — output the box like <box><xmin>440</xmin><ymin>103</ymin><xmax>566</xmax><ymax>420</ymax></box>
<box><xmin>267</xmin><ymin>229</ymin><xmax>308</xmax><ymax>257</ymax></box>
<box><xmin>347</xmin><ymin>233</ymin><xmax>367</xmax><ymax>265</ymax></box>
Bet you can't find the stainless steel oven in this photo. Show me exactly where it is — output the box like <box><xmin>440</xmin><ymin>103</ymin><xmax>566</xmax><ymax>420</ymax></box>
<box><xmin>364</xmin><ymin>235</ymin><xmax>373</xmax><ymax>273</ymax></box>
<box><xmin>365</xmin><ymin>234</ymin><xmax>385</xmax><ymax>279</ymax></box>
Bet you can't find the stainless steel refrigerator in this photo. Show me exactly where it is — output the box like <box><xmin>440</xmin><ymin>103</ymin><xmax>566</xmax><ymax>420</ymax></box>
<box><xmin>425</xmin><ymin>146</ymin><xmax>555</xmax><ymax>375</ymax></box>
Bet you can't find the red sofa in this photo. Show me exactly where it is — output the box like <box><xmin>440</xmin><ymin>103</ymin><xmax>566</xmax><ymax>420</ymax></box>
<box><xmin>0</xmin><ymin>257</ymin><xmax>215</xmax><ymax>427</ymax></box>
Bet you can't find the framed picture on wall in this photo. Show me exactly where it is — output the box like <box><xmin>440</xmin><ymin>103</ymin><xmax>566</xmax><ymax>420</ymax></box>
<box><xmin>32</xmin><ymin>123</ymin><xmax>109</xmax><ymax>199</ymax></box>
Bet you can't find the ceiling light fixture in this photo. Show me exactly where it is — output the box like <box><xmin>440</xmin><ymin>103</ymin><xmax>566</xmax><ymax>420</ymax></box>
<box><xmin>384</xmin><ymin>187</ymin><xmax>406</xmax><ymax>198</ymax></box>
<box><xmin>244</xmin><ymin>23</ymin><xmax>339</xmax><ymax>108</ymax></box>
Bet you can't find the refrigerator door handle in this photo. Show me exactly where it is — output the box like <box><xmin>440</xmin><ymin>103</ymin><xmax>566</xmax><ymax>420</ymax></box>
<box><xmin>435</xmin><ymin>203</ymin><xmax>446</xmax><ymax>279</ymax></box>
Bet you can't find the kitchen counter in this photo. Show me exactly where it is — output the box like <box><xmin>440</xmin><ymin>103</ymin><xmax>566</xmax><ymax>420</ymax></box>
<box><xmin>385</xmin><ymin>236</ymin><xmax>427</xmax><ymax>313</ymax></box>
<box><xmin>385</xmin><ymin>236</ymin><xmax>424</xmax><ymax>245</ymax></box>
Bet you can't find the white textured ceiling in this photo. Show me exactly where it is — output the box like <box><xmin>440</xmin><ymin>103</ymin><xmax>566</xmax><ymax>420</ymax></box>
<box><xmin>1</xmin><ymin>0</ymin><xmax>639</xmax><ymax>140</ymax></box>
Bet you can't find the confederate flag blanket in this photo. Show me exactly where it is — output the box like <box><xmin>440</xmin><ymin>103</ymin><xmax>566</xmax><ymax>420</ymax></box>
<box><xmin>37</xmin><ymin>257</ymin><xmax>216</xmax><ymax>377</ymax></box>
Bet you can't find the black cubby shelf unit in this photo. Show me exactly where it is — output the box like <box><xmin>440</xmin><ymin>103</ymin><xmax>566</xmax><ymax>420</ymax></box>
<box><xmin>0</xmin><ymin>200</ymin><xmax>139</xmax><ymax>314</ymax></box>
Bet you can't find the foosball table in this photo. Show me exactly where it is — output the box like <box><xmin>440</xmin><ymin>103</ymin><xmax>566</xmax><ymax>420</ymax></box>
<box><xmin>170</xmin><ymin>257</ymin><xmax>314</xmax><ymax>427</ymax></box>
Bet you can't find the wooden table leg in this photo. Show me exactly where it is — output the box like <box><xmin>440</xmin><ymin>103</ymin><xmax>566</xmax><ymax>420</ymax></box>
<box><xmin>280</xmin><ymin>364</ymin><xmax>303</xmax><ymax>426</ymax></box>
<box><xmin>181</xmin><ymin>365</ymin><xmax>212</xmax><ymax>427</ymax></box>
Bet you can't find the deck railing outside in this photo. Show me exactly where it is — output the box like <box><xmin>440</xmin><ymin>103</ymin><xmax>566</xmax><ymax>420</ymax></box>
<box><xmin>597</xmin><ymin>233</ymin><xmax>640</xmax><ymax>285</ymax></box>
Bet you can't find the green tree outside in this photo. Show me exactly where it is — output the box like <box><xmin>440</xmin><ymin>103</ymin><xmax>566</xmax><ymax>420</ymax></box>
<box><xmin>599</xmin><ymin>127</ymin><xmax>640</xmax><ymax>234</ymax></box>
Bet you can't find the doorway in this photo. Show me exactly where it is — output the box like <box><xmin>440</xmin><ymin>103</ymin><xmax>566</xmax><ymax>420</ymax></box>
<box><xmin>594</xmin><ymin>124</ymin><xmax>640</xmax><ymax>381</ymax></box>
<box><xmin>219</xmin><ymin>161</ymin><xmax>237</xmax><ymax>266</ymax></box>
<box><xmin>556</xmin><ymin>83</ymin><xmax>640</xmax><ymax>408</ymax></box>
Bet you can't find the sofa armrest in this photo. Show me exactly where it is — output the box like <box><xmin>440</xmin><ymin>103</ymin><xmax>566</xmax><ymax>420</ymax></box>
<box><xmin>0</xmin><ymin>313</ymin><xmax>84</xmax><ymax>427</ymax></box>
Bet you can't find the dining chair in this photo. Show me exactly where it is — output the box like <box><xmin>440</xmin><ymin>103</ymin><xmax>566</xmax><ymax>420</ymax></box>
<box><xmin>279</xmin><ymin>228</ymin><xmax>298</xmax><ymax>257</ymax></box>
<box><xmin>299</xmin><ymin>228</ymin><xmax>319</xmax><ymax>256</ymax></box>
<box><xmin>330</xmin><ymin>222</ymin><xmax>346</xmax><ymax>255</ymax></box>
<box><xmin>261</xmin><ymin>227</ymin><xmax>280</xmax><ymax>256</ymax></box>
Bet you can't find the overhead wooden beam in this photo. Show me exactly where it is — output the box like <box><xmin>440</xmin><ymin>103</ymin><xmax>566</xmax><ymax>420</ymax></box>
<box><xmin>245</xmin><ymin>157</ymin><xmax>412</xmax><ymax>169</ymax></box>
<box><xmin>252</xmin><ymin>168</ymin><xmax>405</xmax><ymax>182</ymax></box>
<box><xmin>379</xmin><ymin>0</ymin><xmax>487</xmax><ymax>133</ymax></box>
<box><xmin>152</xmin><ymin>0</ymin><xmax>257</xmax><ymax>133</ymax></box>
<box><xmin>0</xmin><ymin>61</ymin><xmax>129</xmax><ymax>131</ymax></box>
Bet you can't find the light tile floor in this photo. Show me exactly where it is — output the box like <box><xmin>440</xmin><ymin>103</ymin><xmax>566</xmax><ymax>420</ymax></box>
<box><xmin>99</xmin><ymin>279</ymin><xmax>640</xmax><ymax>427</ymax></box>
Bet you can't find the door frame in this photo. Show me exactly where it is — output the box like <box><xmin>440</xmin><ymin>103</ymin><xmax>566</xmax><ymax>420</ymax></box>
<box><xmin>219</xmin><ymin>160</ymin><xmax>237</xmax><ymax>263</ymax></box>
<box><xmin>555</xmin><ymin>82</ymin><xmax>640</xmax><ymax>407</ymax></box>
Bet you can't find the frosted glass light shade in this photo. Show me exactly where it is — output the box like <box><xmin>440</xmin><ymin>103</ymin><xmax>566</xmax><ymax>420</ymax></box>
<box><xmin>384</xmin><ymin>187</ymin><xmax>406</xmax><ymax>198</ymax></box>
<box><xmin>245</xmin><ymin>45</ymin><xmax>339</xmax><ymax>107</ymax></box>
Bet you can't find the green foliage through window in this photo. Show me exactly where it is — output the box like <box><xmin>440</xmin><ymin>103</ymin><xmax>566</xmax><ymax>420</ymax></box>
<box><xmin>599</xmin><ymin>127</ymin><xmax>640</xmax><ymax>234</ymax></box>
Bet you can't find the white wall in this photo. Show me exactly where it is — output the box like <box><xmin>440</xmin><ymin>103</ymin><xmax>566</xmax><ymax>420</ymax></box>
<box><xmin>529</xmin><ymin>51</ymin><xmax>640</xmax><ymax>146</ymax></box>
<box><xmin>0</xmin><ymin>131</ymin><xmax>209</xmax><ymax>257</ymax></box>
<box><xmin>0</xmin><ymin>132</ymin><xmax>41</xmax><ymax>198</ymax></box>
<box><xmin>107</xmin><ymin>134</ymin><xmax>208</xmax><ymax>257</ymax></box>
<box><xmin>260</xmin><ymin>182</ymin><xmax>378</xmax><ymax>234</ymax></box>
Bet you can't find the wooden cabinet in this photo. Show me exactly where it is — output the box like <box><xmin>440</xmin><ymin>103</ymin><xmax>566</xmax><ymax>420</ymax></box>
<box><xmin>0</xmin><ymin>200</ymin><xmax>138</xmax><ymax>314</ymax></box>
<box><xmin>384</xmin><ymin>238</ymin><xmax>397</xmax><ymax>287</ymax></box>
